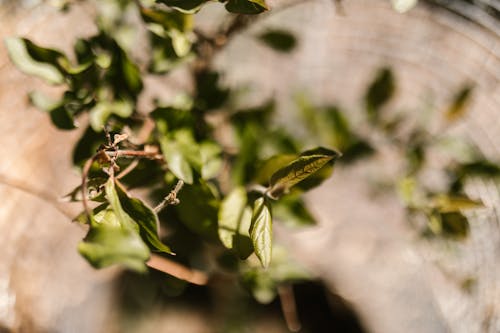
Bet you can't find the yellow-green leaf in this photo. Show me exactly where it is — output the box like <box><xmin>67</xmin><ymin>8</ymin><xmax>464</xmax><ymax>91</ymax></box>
<box><xmin>250</xmin><ymin>197</ymin><xmax>272</xmax><ymax>268</ymax></box>
<box><xmin>268</xmin><ymin>147</ymin><xmax>340</xmax><ymax>199</ymax></box>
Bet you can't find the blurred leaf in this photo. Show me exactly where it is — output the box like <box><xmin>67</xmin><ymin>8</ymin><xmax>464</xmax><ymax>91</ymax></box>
<box><xmin>73</xmin><ymin>126</ymin><xmax>104</xmax><ymax>166</ymax></box>
<box><xmin>218</xmin><ymin>187</ymin><xmax>253</xmax><ymax>259</ymax></box>
<box><xmin>156</xmin><ymin>0</ymin><xmax>205</xmax><ymax>13</ymax></box>
<box><xmin>175</xmin><ymin>181</ymin><xmax>219</xmax><ymax>239</ymax></box>
<box><xmin>200</xmin><ymin>142</ymin><xmax>222</xmax><ymax>179</ymax></box>
<box><xmin>89</xmin><ymin>100</ymin><xmax>133</xmax><ymax>131</ymax></box>
<box><xmin>250</xmin><ymin>197</ymin><xmax>272</xmax><ymax>268</ymax></box>
<box><xmin>161</xmin><ymin>139</ymin><xmax>193</xmax><ymax>184</ymax></box>
<box><xmin>116</xmin><ymin>184</ymin><xmax>174</xmax><ymax>254</ymax></box>
<box><xmin>397</xmin><ymin>177</ymin><xmax>416</xmax><ymax>206</ymax></box>
<box><xmin>439</xmin><ymin>212</ymin><xmax>470</xmax><ymax>240</ymax></box>
<box><xmin>225</xmin><ymin>0</ymin><xmax>269</xmax><ymax>14</ymax></box>
<box><xmin>78</xmin><ymin>215</ymin><xmax>150</xmax><ymax>272</ymax></box>
<box><xmin>445</xmin><ymin>84</ymin><xmax>474</xmax><ymax>122</ymax></box>
<box><xmin>273</xmin><ymin>195</ymin><xmax>316</xmax><ymax>227</ymax></box>
<box><xmin>364</xmin><ymin>67</ymin><xmax>395</xmax><ymax>121</ymax></box>
<box><xmin>459</xmin><ymin>160</ymin><xmax>500</xmax><ymax>178</ymax></box>
<box><xmin>391</xmin><ymin>0</ymin><xmax>417</xmax><ymax>13</ymax></box>
<box><xmin>431</xmin><ymin>194</ymin><xmax>483</xmax><ymax>213</ymax></box>
<box><xmin>5</xmin><ymin>37</ymin><xmax>66</xmax><ymax>84</ymax></box>
<box><xmin>268</xmin><ymin>147</ymin><xmax>340</xmax><ymax>199</ymax></box>
<box><xmin>195</xmin><ymin>71</ymin><xmax>230</xmax><ymax>111</ymax></box>
<box><xmin>258</xmin><ymin>29</ymin><xmax>297</xmax><ymax>53</ymax></box>
<box><xmin>254</xmin><ymin>154</ymin><xmax>296</xmax><ymax>186</ymax></box>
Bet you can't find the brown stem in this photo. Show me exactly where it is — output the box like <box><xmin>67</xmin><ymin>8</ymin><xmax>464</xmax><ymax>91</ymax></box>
<box><xmin>105</xmin><ymin>149</ymin><xmax>163</xmax><ymax>160</ymax></box>
<box><xmin>278</xmin><ymin>284</ymin><xmax>302</xmax><ymax>332</ymax></box>
<box><xmin>147</xmin><ymin>254</ymin><xmax>208</xmax><ymax>285</ymax></box>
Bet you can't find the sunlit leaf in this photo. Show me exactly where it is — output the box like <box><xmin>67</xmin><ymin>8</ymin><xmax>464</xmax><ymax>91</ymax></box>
<box><xmin>159</xmin><ymin>137</ymin><xmax>193</xmax><ymax>184</ymax></box>
<box><xmin>391</xmin><ymin>0</ymin><xmax>417</xmax><ymax>13</ymax></box>
<box><xmin>258</xmin><ymin>29</ymin><xmax>297</xmax><ymax>53</ymax></box>
<box><xmin>78</xmin><ymin>215</ymin><xmax>150</xmax><ymax>272</ymax></box>
<box><xmin>89</xmin><ymin>100</ymin><xmax>133</xmax><ymax>131</ymax></box>
<box><xmin>268</xmin><ymin>147</ymin><xmax>340</xmax><ymax>199</ymax></box>
<box><xmin>432</xmin><ymin>194</ymin><xmax>483</xmax><ymax>213</ymax></box>
<box><xmin>250</xmin><ymin>197</ymin><xmax>272</xmax><ymax>268</ymax></box>
<box><xmin>218</xmin><ymin>187</ymin><xmax>253</xmax><ymax>259</ymax></box>
<box><xmin>5</xmin><ymin>37</ymin><xmax>66</xmax><ymax>84</ymax></box>
<box><xmin>200</xmin><ymin>142</ymin><xmax>222</xmax><ymax>180</ymax></box>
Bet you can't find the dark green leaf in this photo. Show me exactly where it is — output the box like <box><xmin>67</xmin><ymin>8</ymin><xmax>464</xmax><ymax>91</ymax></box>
<box><xmin>225</xmin><ymin>0</ymin><xmax>269</xmax><ymax>15</ymax></box>
<box><xmin>116</xmin><ymin>184</ymin><xmax>174</xmax><ymax>254</ymax></box>
<box><xmin>250</xmin><ymin>197</ymin><xmax>272</xmax><ymax>268</ymax></box>
<box><xmin>258</xmin><ymin>29</ymin><xmax>297</xmax><ymax>53</ymax></box>
<box><xmin>268</xmin><ymin>147</ymin><xmax>340</xmax><ymax>199</ymax></box>
<box><xmin>254</xmin><ymin>154</ymin><xmax>296</xmax><ymax>186</ymax></box>
<box><xmin>364</xmin><ymin>67</ymin><xmax>395</xmax><ymax>120</ymax></box>
<box><xmin>175</xmin><ymin>181</ymin><xmax>219</xmax><ymax>239</ymax></box>
<box><xmin>5</xmin><ymin>37</ymin><xmax>66</xmax><ymax>84</ymax></box>
<box><xmin>218</xmin><ymin>187</ymin><xmax>253</xmax><ymax>259</ymax></box>
<box><xmin>438</xmin><ymin>212</ymin><xmax>470</xmax><ymax>240</ymax></box>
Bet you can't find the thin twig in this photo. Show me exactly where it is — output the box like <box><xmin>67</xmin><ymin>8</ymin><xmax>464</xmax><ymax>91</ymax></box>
<box><xmin>147</xmin><ymin>254</ymin><xmax>208</xmax><ymax>285</ymax></box>
<box><xmin>278</xmin><ymin>284</ymin><xmax>302</xmax><ymax>332</ymax></box>
<box><xmin>154</xmin><ymin>180</ymin><xmax>184</xmax><ymax>213</ymax></box>
<box><xmin>116</xmin><ymin>159</ymin><xmax>140</xmax><ymax>180</ymax></box>
<box><xmin>105</xmin><ymin>149</ymin><xmax>163</xmax><ymax>160</ymax></box>
<box><xmin>0</xmin><ymin>173</ymin><xmax>75</xmax><ymax>220</ymax></box>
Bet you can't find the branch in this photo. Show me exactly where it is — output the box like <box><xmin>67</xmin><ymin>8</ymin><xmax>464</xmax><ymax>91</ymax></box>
<box><xmin>154</xmin><ymin>180</ymin><xmax>184</xmax><ymax>213</ymax></box>
<box><xmin>278</xmin><ymin>284</ymin><xmax>302</xmax><ymax>332</ymax></box>
<box><xmin>147</xmin><ymin>254</ymin><xmax>208</xmax><ymax>285</ymax></box>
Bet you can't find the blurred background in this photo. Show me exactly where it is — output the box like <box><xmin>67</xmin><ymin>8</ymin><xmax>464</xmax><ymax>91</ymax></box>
<box><xmin>0</xmin><ymin>0</ymin><xmax>499</xmax><ymax>332</ymax></box>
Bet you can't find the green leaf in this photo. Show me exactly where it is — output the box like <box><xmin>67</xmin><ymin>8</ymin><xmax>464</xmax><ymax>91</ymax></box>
<box><xmin>175</xmin><ymin>181</ymin><xmax>219</xmax><ymax>239</ymax></box>
<box><xmin>78</xmin><ymin>215</ymin><xmax>150</xmax><ymax>272</ymax></box>
<box><xmin>435</xmin><ymin>212</ymin><xmax>470</xmax><ymax>240</ymax></box>
<box><xmin>5</xmin><ymin>37</ymin><xmax>66</xmax><ymax>84</ymax></box>
<box><xmin>225</xmin><ymin>0</ymin><xmax>269</xmax><ymax>14</ymax></box>
<box><xmin>89</xmin><ymin>100</ymin><xmax>133</xmax><ymax>131</ymax></box>
<box><xmin>273</xmin><ymin>195</ymin><xmax>316</xmax><ymax>227</ymax></box>
<box><xmin>364</xmin><ymin>67</ymin><xmax>395</xmax><ymax>120</ymax></box>
<box><xmin>254</xmin><ymin>154</ymin><xmax>296</xmax><ymax>186</ymax></box>
<box><xmin>268</xmin><ymin>147</ymin><xmax>340</xmax><ymax>199</ymax></box>
<box><xmin>105</xmin><ymin>178</ymin><xmax>138</xmax><ymax>230</ymax></box>
<box><xmin>445</xmin><ymin>85</ymin><xmax>474</xmax><ymax>122</ymax></box>
<box><xmin>218</xmin><ymin>187</ymin><xmax>253</xmax><ymax>259</ymax></box>
<box><xmin>116</xmin><ymin>184</ymin><xmax>174</xmax><ymax>254</ymax></box>
<box><xmin>156</xmin><ymin>0</ymin><xmax>205</xmax><ymax>13</ymax></box>
<box><xmin>432</xmin><ymin>194</ymin><xmax>483</xmax><ymax>213</ymax></box>
<box><xmin>250</xmin><ymin>197</ymin><xmax>272</xmax><ymax>268</ymax></box>
<box><xmin>29</xmin><ymin>91</ymin><xmax>78</xmax><ymax>129</ymax></box>
<box><xmin>258</xmin><ymin>29</ymin><xmax>297</xmax><ymax>53</ymax></box>
<box><xmin>200</xmin><ymin>142</ymin><xmax>222</xmax><ymax>180</ymax></box>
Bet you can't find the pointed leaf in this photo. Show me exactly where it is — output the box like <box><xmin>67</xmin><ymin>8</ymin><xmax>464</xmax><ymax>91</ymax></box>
<box><xmin>432</xmin><ymin>194</ymin><xmax>483</xmax><ymax>213</ymax></box>
<box><xmin>116</xmin><ymin>184</ymin><xmax>174</xmax><ymax>254</ymax></box>
<box><xmin>268</xmin><ymin>147</ymin><xmax>340</xmax><ymax>199</ymax></box>
<box><xmin>250</xmin><ymin>197</ymin><xmax>272</xmax><ymax>268</ymax></box>
<box><xmin>225</xmin><ymin>0</ymin><xmax>269</xmax><ymax>14</ymax></box>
